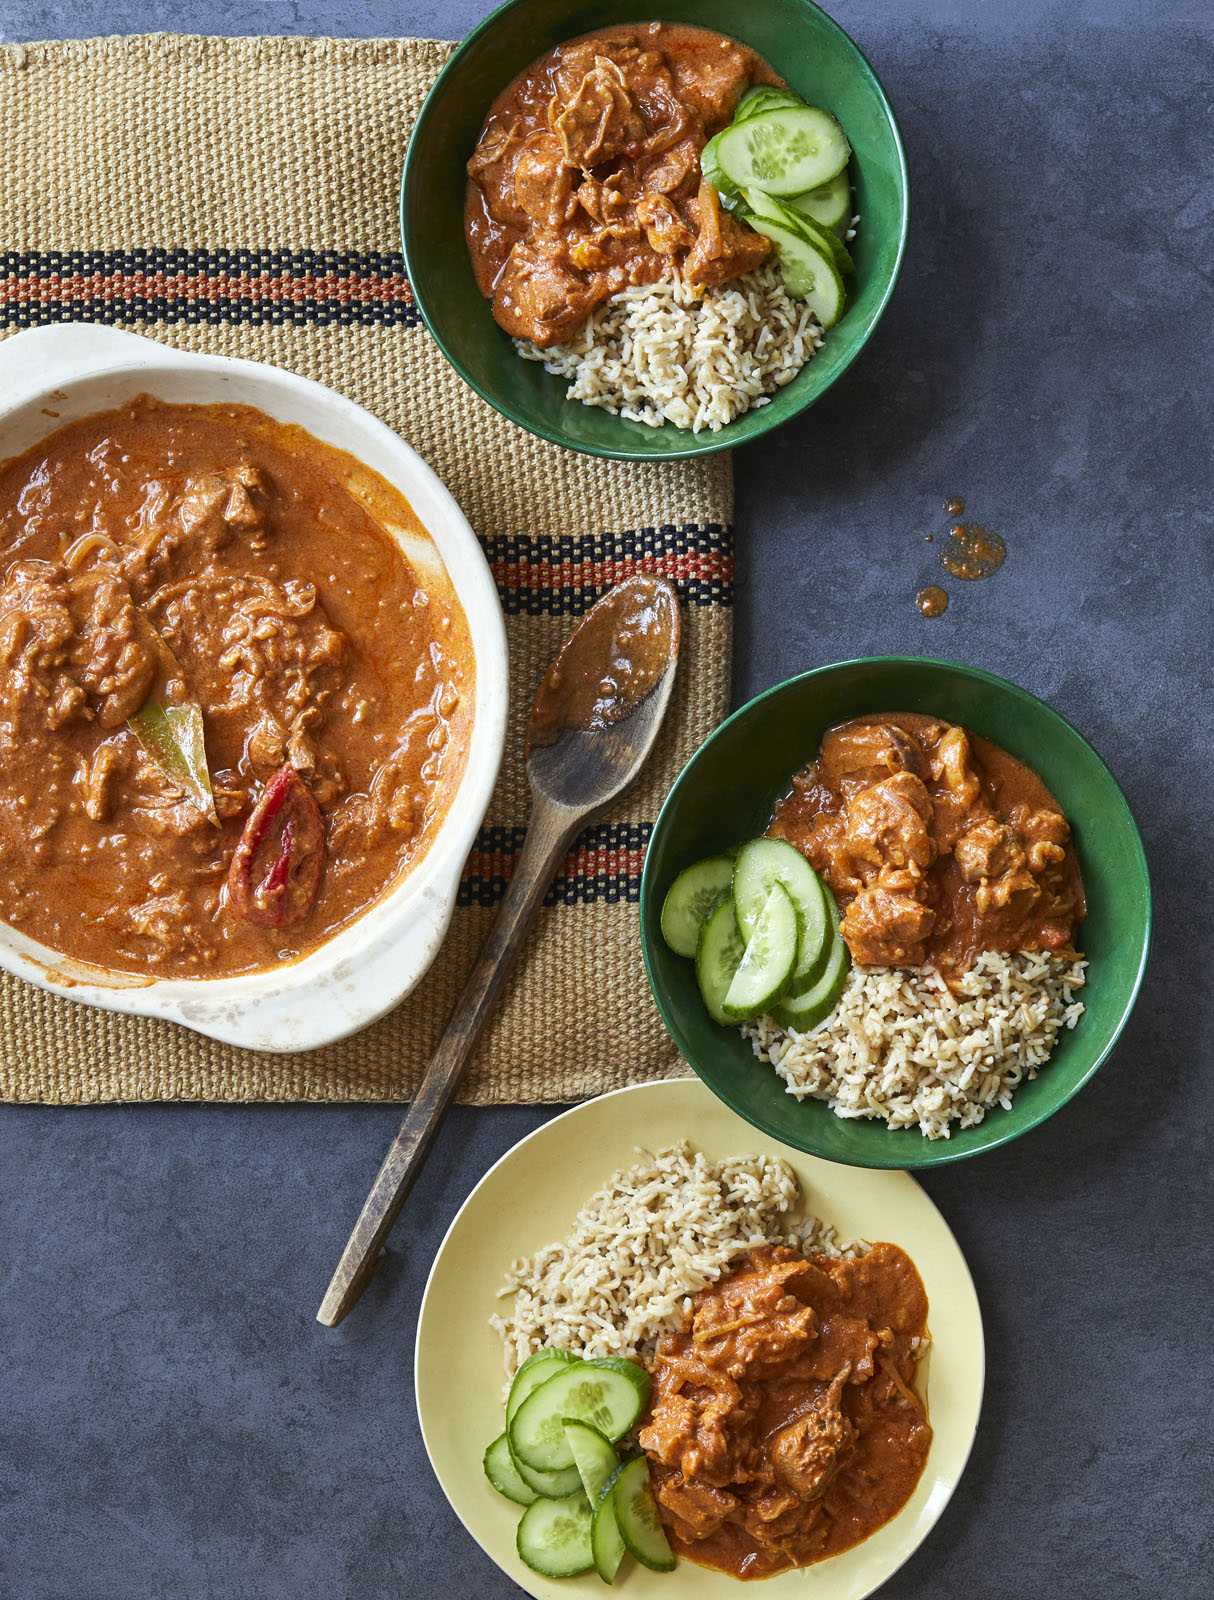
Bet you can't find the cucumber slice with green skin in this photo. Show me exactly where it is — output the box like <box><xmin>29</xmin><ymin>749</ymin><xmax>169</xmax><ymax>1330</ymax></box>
<box><xmin>591</xmin><ymin>1464</ymin><xmax>628</xmax><ymax>1585</ymax></box>
<box><xmin>770</xmin><ymin>893</ymin><xmax>850</xmax><ymax>1032</ymax></box>
<box><xmin>732</xmin><ymin>837</ymin><xmax>829</xmax><ymax>989</ymax></box>
<box><xmin>561</xmin><ymin>1419</ymin><xmax>620</xmax><ymax>1510</ymax></box>
<box><xmin>744</xmin><ymin>186</ymin><xmax>854</xmax><ymax>274</ymax></box>
<box><xmin>612</xmin><ymin>1457</ymin><xmax>676</xmax><ymax>1573</ymax></box>
<box><xmin>483</xmin><ymin>1432</ymin><xmax>538</xmax><ymax>1506</ymax></box>
<box><xmin>721</xmin><ymin>881</ymin><xmax>799</xmax><ymax>1022</ymax></box>
<box><xmin>695</xmin><ymin>893</ymin><xmax>746</xmax><ymax>1025</ymax></box>
<box><xmin>713</xmin><ymin>106</ymin><xmax>850</xmax><ymax>197</ymax></box>
<box><xmin>516</xmin><ymin>1492</ymin><xmax>594</xmax><ymax>1579</ymax></box>
<box><xmin>506</xmin><ymin>1351</ymin><xmax>587</xmax><ymax>1491</ymax></box>
<box><xmin>733</xmin><ymin>85</ymin><xmax>804</xmax><ymax>122</ymax></box>
<box><xmin>509</xmin><ymin>1359</ymin><xmax>651</xmax><ymax>1472</ymax></box>
<box><xmin>793</xmin><ymin>206</ymin><xmax>853</xmax><ymax>274</ymax></box>
<box><xmin>787</xmin><ymin>165</ymin><xmax>851</xmax><ymax>232</ymax></box>
<box><xmin>509</xmin><ymin>1448</ymin><xmax>584</xmax><ymax>1499</ymax></box>
<box><xmin>700</xmin><ymin>130</ymin><xmax>742</xmax><ymax>210</ymax></box>
<box><xmin>733</xmin><ymin>203</ymin><xmax>846</xmax><ymax>327</ymax></box>
<box><xmin>661</xmin><ymin>855</ymin><xmax>736</xmax><ymax>958</ymax></box>
<box><xmin>506</xmin><ymin>1348</ymin><xmax>579</xmax><ymax>1424</ymax></box>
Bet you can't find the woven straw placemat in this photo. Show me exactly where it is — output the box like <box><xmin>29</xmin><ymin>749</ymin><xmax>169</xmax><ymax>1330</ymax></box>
<box><xmin>0</xmin><ymin>34</ymin><xmax>733</xmax><ymax>1104</ymax></box>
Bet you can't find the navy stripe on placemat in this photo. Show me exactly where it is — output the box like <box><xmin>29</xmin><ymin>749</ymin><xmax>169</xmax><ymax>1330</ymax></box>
<box><xmin>458</xmin><ymin>822</ymin><xmax>652</xmax><ymax>908</ymax></box>
<box><xmin>483</xmin><ymin>523</ymin><xmax>733</xmax><ymax>612</ymax></box>
<box><xmin>0</xmin><ymin>248</ymin><xmax>418</xmax><ymax>328</ymax></box>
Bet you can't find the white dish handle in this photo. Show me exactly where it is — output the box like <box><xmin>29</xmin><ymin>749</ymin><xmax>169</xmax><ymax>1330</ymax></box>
<box><xmin>0</xmin><ymin>324</ymin><xmax>166</xmax><ymax>400</ymax></box>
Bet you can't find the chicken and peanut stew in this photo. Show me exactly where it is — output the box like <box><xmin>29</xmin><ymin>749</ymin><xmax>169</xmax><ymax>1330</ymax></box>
<box><xmin>662</xmin><ymin>714</ymin><xmax>1087</xmax><ymax>1137</ymax></box>
<box><xmin>0</xmin><ymin>397</ymin><xmax>473</xmax><ymax>979</ymax></box>
<box><xmin>642</xmin><ymin>1243</ymin><xmax>931</xmax><ymax>1579</ymax></box>
<box><xmin>465</xmin><ymin>22</ymin><xmax>780</xmax><ymax>349</ymax></box>
<box><xmin>769</xmin><ymin>713</ymin><xmax>1085</xmax><ymax>971</ymax></box>
<box><xmin>484</xmin><ymin>1144</ymin><xmax>937</xmax><ymax>1582</ymax></box>
<box><xmin>463</xmin><ymin>23</ymin><xmax>863</xmax><ymax>433</ymax></box>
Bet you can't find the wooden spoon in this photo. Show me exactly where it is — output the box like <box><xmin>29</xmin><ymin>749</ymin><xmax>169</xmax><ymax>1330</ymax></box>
<box><xmin>317</xmin><ymin>575</ymin><xmax>681</xmax><ymax>1326</ymax></box>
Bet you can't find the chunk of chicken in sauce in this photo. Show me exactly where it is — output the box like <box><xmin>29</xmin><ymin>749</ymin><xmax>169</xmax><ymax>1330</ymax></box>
<box><xmin>639</xmin><ymin>1244</ymin><xmax>931</xmax><ymax>1579</ymax></box>
<box><xmin>465</xmin><ymin>23</ymin><xmax>778</xmax><ymax>347</ymax></box>
<box><xmin>769</xmin><ymin>713</ymin><xmax>1085</xmax><ymax>970</ymax></box>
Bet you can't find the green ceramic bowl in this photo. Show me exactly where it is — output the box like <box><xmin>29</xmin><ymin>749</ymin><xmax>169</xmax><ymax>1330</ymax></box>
<box><xmin>401</xmin><ymin>0</ymin><xmax>909</xmax><ymax>460</ymax></box>
<box><xmin>640</xmin><ymin>658</ymin><xmax>1152</xmax><ymax>1167</ymax></box>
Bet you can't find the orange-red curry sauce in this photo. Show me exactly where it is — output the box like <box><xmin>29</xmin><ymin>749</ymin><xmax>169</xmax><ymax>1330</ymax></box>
<box><xmin>0</xmin><ymin>397</ymin><xmax>473</xmax><ymax>979</ymax></box>
<box><xmin>640</xmin><ymin>1243</ymin><xmax>932</xmax><ymax>1579</ymax></box>
<box><xmin>769</xmin><ymin>713</ymin><xmax>1084</xmax><ymax>971</ymax></box>
<box><xmin>465</xmin><ymin>23</ymin><xmax>781</xmax><ymax>347</ymax></box>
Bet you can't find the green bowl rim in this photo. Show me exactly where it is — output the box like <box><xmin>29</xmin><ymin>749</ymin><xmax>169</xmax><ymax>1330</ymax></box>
<box><xmin>400</xmin><ymin>0</ymin><xmax>911</xmax><ymax>461</ymax></box>
<box><xmin>639</xmin><ymin>654</ymin><xmax>1154</xmax><ymax>1167</ymax></box>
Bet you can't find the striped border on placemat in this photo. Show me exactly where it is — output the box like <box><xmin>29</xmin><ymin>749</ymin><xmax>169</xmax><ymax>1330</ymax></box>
<box><xmin>460</xmin><ymin>823</ymin><xmax>650</xmax><ymax>908</ymax></box>
<box><xmin>0</xmin><ymin>249</ymin><xmax>418</xmax><ymax>327</ymax></box>
<box><xmin>484</xmin><ymin>525</ymin><xmax>732</xmax><ymax>612</ymax></box>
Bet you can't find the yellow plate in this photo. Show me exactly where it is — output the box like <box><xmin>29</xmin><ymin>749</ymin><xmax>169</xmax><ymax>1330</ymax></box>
<box><xmin>415</xmin><ymin>1078</ymin><xmax>984</xmax><ymax>1598</ymax></box>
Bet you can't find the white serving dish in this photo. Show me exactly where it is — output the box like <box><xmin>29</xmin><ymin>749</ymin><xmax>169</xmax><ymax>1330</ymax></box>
<box><xmin>0</xmin><ymin>324</ymin><xmax>509</xmax><ymax>1052</ymax></box>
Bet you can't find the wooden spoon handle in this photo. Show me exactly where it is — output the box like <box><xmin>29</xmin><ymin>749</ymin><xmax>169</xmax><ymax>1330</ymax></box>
<box><xmin>316</xmin><ymin>796</ymin><xmax>580</xmax><ymax>1327</ymax></box>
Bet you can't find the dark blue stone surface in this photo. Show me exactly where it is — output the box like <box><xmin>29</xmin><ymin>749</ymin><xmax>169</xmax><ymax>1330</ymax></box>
<box><xmin>1</xmin><ymin>2</ymin><xmax>1211</xmax><ymax>1596</ymax></box>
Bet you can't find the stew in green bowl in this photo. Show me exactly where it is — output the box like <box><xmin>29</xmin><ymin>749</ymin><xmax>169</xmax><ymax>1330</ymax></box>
<box><xmin>401</xmin><ymin>0</ymin><xmax>909</xmax><ymax>459</ymax></box>
<box><xmin>640</xmin><ymin>658</ymin><xmax>1151</xmax><ymax>1167</ymax></box>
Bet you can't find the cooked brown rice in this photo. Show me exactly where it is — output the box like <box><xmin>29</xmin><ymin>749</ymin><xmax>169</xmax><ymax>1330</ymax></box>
<box><xmin>743</xmin><ymin>950</ymin><xmax>1088</xmax><ymax>1140</ymax></box>
<box><xmin>513</xmin><ymin>262</ymin><xmax>821</xmax><ymax>433</ymax></box>
<box><xmin>491</xmin><ymin>1142</ymin><xmax>852</xmax><ymax>1380</ymax></box>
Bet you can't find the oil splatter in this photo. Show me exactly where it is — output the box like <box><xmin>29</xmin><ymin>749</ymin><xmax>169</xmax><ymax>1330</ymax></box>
<box><xmin>944</xmin><ymin>496</ymin><xmax>965</xmax><ymax>517</ymax></box>
<box><xmin>941</xmin><ymin>522</ymin><xmax>1006</xmax><ymax>581</ymax></box>
<box><xmin>917</xmin><ymin>586</ymin><xmax>949</xmax><ymax>617</ymax></box>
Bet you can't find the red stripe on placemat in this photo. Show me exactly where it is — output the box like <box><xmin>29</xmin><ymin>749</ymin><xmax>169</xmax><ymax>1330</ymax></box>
<box><xmin>0</xmin><ymin>271</ymin><xmax>413</xmax><ymax>307</ymax></box>
<box><xmin>461</xmin><ymin>842</ymin><xmax>648</xmax><ymax>885</ymax></box>
<box><xmin>489</xmin><ymin>551</ymin><xmax>735</xmax><ymax>592</ymax></box>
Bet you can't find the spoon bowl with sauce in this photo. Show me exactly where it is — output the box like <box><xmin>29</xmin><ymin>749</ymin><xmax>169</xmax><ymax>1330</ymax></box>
<box><xmin>318</xmin><ymin>575</ymin><xmax>680</xmax><ymax>1324</ymax></box>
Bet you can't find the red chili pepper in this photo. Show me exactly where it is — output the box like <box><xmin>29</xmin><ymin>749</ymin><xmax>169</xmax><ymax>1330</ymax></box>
<box><xmin>227</xmin><ymin>766</ymin><xmax>325</xmax><ymax>928</ymax></box>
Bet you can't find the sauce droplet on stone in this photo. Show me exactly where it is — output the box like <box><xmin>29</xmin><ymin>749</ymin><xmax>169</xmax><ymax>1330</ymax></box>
<box><xmin>917</xmin><ymin>587</ymin><xmax>949</xmax><ymax>617</ymax></box>
<box><xmin>941</xmin><ymin>523</ymin><xmax>1006</xmax><ymax>581</ymax></box>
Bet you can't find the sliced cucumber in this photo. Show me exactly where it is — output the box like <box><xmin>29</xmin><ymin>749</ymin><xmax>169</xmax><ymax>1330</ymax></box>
<box><xmin>506</xmin><ymin>1347</ymin><xmax>579</xmax><ymax>1424</ymax></box>
<box><xmin>734</xmin><ymin>203</ymin><xmax>846</xmax><ymax>326</ymax></box>
<box><xmin>733</xmin><ymin>84</ymin><xmax>804</xmax><ymax>123</ymax></box>
<box><xmin>782</xmin><ymin>199</ymin><xmax>854</xmax><ymax>274</ymax></box>
<box><xmin>661</xmin><ymin>855</ymin><xmax>735</xmax><ymax>958</ymax></box>
<box><xmin>509</xmin><ymin>1359</ymin><xmax>650</xmax><ymax>1473</ymax></box>
<box><xmin>516</xmin><ymin>1492</ymin><xmax>594</xmax><ymax>1579</ymax></box>
<box><xmin>612</xmin><ymin>1457</ymin><xmax>676</xmax><ymax>1574</ymax></box>
<box><xmin>700</xmin><ymin>130</ymin><xmax>741</xmax><ymax>209</ymax></box>
<box><xmin>591</xmin><ymin>1464</ymin><xmax>628</xmax><ymax>1584</ymax></box>
<box><xmin>721</xmin><ymin>881</ymin><xmax>799</xmax><ymax>1022</ymax></box>
<box><xmin>745</xmin><ymin>186</ymin><xmax>853</xmax><ymax>274</ymax></box>
<box><xmin>483</xmin><ymin>1432</ymin><xmax>538</xmax><ymax>1506</ymax></box>
<box><xmin>562</xmin><ymin>1419</ymin><xmax>620</xmax><ymax>1510</ymax></box>
<box><xmin>732</xmin><ymin>837</ymin><xmax>829</xmax><ymax>988</ymax></box>
<box><xmin>695</xmin><ymin>892</ymin><xmax>746</xmax><ymax>1025</ymax></box>
<box><xmin>712</xmin><ymin>105</ymin><xmax>850</xmax><ymax>197</ymax></box>
<box><xmin>803</xmin><ymin>209</ymin><xmax>854</xmax><ymax>274</ymax></box>
<box><xmin>770</xmin><ymin>892</ymin><xmax>850</xmax><ymax>1032</ymax></box>
<box><xmin>787</xmin><ymin>165</ymin><xmax>852</xmax><ymax>232</ymax></box>
<box><xmin>509</xmin><ymin>1449</ymin><xmax>584</xmax><ymax>1500</ymax></box>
